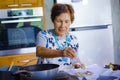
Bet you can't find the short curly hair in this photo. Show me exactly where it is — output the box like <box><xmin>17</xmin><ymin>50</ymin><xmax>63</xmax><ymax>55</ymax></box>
<box><xmin>51</xmin><ymin>3</ymin><xmax>74</xmax><ymax>23</ymax></box>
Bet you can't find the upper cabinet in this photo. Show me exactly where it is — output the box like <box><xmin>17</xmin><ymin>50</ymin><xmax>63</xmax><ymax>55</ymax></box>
<box><xmin>0</xmin><ymin>0</ymin><xmax>43</xmax><ymax>9</ymax></box>
<box><xmin>19</xmin><ymin>0</ymin><xmax>43</xmax><ymax>8</ymax></box>
<box><xmin>0</xmin><ymin>0</ymin><xmax>18</xmax><ymax>9</ymax></box>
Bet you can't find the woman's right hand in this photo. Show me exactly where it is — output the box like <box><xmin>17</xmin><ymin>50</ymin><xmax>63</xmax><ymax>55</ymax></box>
<box><xmin>62</xmin><ymin>47</ymin><xmax>76</xmax><ymax>58</ymax></box>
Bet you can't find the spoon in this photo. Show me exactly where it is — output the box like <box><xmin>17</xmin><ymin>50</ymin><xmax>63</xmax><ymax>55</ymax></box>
<box><xmin>8</xmin><ymin>61</ymin><xmax>14</xmax><ymax>71</ymax></box>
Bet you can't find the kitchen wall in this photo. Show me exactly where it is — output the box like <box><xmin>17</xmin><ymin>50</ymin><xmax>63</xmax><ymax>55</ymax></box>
<box><xmin>44</xmin><ymin>0</ymin><xmax>54</xmax><ymax>30</ymax></box>
<box><xmin>111</xmin><ymin>0</ymin><xmax>120</xmax><ymax>64</ymax></box>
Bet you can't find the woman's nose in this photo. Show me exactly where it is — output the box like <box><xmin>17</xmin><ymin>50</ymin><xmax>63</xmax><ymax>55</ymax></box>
<box><xmin>61</xmin><ymin>22</ymin><xmax>66</xmax><ymax>27</ymax></box>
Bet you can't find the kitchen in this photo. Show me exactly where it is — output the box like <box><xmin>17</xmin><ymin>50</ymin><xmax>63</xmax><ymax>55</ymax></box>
<box><xmin>0</xmin><ymin>0</ymin><xmax>120</xmax><ymax>80</ymax></box>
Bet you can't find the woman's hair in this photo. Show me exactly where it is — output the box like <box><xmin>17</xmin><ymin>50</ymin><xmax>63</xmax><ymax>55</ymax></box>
<box><xmin>51</xmin><ymin>3</ymin><xmax>74</xmax><ymax>23</ymax></box>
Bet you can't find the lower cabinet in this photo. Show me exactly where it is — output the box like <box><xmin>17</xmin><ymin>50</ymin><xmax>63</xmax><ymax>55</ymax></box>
<box><xmin>0</xmin><ymin>53</ymin><xmax>37</xmax><ymax>67</ymax></box>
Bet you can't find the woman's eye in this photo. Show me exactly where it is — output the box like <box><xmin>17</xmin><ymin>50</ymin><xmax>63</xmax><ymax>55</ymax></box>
<box><xmin>55</xmin><ymin>20</ymin><xmax>70</xmax><ymax>23</ymax></box>
<box><xmin>65</xmin><ymin>21</ymin><xmax>70</xmax><ymax>23</ymax></box>
<box><xmin>65</xmin><ymin>21</ymin><xmax>69</xmax><ymax>23</ymax></box>
<box><xmin>58</xmin><ymin>21</ymin><xmax>61</xmax><ymax>22</ymax></box>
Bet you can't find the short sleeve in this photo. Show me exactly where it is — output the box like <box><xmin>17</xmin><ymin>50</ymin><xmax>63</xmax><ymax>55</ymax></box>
<box><xmin>36</xmin><ymin>31</ymin><xmax>47</xmax><ymax>47</ymax></box>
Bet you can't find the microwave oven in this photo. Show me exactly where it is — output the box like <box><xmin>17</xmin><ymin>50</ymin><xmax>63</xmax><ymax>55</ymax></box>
<box><xmin>0</xmin><ymin>7</ymin><xmax>43</xmax><ymax>56</ymax></box>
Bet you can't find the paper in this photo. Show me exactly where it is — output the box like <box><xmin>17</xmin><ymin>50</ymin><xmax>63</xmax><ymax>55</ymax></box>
<box><xmin>101</xmin><ymin>69</ymin><xmax>120</xmax><ymax>78</ymax></box>
<box><xmin>62</xmin><ymin>64</ymin><xmax>120</xmax><ymax>80</ymax></box>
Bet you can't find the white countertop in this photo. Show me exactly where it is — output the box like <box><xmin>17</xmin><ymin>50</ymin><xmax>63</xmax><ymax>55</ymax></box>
<box><xmin>62</xmin><ymin>64</ymin><xmax>120</xmax><ymax>80</ymax></box>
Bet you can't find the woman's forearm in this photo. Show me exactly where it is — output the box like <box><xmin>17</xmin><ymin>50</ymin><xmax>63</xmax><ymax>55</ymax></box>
<box><xmin>36</xmin><ymin>46</ymin><xmax>63</xmax><ymax>58</ymax></box>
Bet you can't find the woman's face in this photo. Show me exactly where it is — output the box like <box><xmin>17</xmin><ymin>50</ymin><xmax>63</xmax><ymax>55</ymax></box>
<box><xmin>53</xmin><ymin>13</ymin><xmax>71</xmax><ymax>37</ymax></box>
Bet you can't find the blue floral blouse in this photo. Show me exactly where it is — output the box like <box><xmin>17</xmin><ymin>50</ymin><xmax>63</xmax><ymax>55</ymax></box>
<box><xmin>36</xmin><ymin>29</ymin><xmax>79</xmax><ymax>67</ymax></box>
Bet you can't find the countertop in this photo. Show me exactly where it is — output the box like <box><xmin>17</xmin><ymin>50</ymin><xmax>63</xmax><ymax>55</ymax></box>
<box><xmin>0</xmin><ymin>64</ymin><xmax>120</xmax><ymax>80</ymax></box>
<box><xmin>0</xmin><ymin>47</ymin><xmax>36</xmax><ymax>56</ymax></box>
<box><xmin>62</xmin><ymin>64</ymin><xmax>120</xmax><ymax>80</ymax></box>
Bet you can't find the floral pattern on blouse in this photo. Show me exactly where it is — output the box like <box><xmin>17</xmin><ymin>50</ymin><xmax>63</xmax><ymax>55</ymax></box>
<box><xmin>37</xmin><ymin>30</ymin><xmax>79</xmax><ymax>66</ymax></box>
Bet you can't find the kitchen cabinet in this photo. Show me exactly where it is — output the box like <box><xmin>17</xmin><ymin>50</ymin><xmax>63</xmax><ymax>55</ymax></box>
<box><xmin>19</xmin><ymin>0</ymin><xmax>43</xmax><ymax>8</ymax></box>
<box><xmin>0</xmin><ymin>53</ymin><xmax>37</xmax><ymax>67</ymax></box>
<box><xmin>0</xmin><ymin>0</ymin><xmax>18</xmax><ymax>9</ymax></box>
<box><xmin>0</xmin><ymin>0</ymin><xmax>43</xmax><ymax>9</ymax></box>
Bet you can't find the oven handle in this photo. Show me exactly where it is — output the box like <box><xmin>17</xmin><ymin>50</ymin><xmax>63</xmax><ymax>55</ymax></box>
<box><xmin>1</xmin><ymin>18</ymin><xmax>42</xmax><ymax>24</ymax></box>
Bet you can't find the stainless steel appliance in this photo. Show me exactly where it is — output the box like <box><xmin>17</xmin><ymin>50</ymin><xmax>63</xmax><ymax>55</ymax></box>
<box><xmin>0</xmin><ymin>7</ymin><xmax>43</xmax><ymax>56</ymax></box>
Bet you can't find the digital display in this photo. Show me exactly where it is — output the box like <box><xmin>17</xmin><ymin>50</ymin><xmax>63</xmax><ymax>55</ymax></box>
<box><xmin>7</xmin><ymin>9</ymin><xmax>33</xmax><ymax>17</ymax></box>
<box><xmin>7</xmin><ymin>27</ymin><xmax>35</xmax><ymax>46</ymax></box>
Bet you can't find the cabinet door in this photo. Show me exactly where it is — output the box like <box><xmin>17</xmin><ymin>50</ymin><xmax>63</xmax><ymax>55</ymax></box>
<box><xmin>19</xmin><ymin>0</ymin><xmax>43</xmax><ymax>8</ymax></box>
<box><xmin>0</xmin><ymin>53</ymin><xmax>37</xmax><ymax>67</ymax></box>
<box><xmin>0</xmin><ymin>0</ymin><xmax>43</xmax><ymax>9</ymax></box>
<box><xmin>0</xmin><ymin>0</ymin><xmax>18</xmax><ymax>9</ymax></box>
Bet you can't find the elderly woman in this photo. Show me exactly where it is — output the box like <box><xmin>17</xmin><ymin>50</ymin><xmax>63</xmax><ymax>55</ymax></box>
<box><xmin>36</xmin><ymin>3</ymin><xmax>83</xmax><ymax>69</ymax></box>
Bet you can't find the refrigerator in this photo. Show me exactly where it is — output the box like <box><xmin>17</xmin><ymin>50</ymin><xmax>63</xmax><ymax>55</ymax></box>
<box><xmin>69</xmin><ymin>25</ymin><xmax>114</xmax><ymax>66</ymax></box>
<box><xmin>55</xmin><ymin>0</ymin><xmax>114</xmax><ymax>66</ymax></box>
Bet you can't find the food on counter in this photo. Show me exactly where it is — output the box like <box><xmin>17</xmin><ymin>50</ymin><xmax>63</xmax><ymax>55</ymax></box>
<box><xmin>105</xmin><ymin>63</ymin><xmax>120</xmax><ymax>70</ymax></box>
<box><xmin>84</xmin><ymin>71</ymin><xmax>93</xmax><ymax>75</ymax></box>
<box><xmin>76</xmin><ymin>71</ymin><xmax>93</xmax><ymax>77</ymax></box>
<box><xmin>81</xmin><ymin>64</ymin><xmax>86</xmax><ymax>70</ymax></box>
<box><xmin>76</xmin><ymin>72</ymin><xmax>83</xmax><ymax>77</ymax></box>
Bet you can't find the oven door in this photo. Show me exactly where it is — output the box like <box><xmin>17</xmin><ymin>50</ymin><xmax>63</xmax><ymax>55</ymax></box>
<box><xmin>0</xmin><ymin>16</ymin><xmax>43</xmax><ymax>50</ymax></box>
<box><xmin>0</xmin><ymin>7</ymin><xmax>44</xmax><ymax>56</ymax></box>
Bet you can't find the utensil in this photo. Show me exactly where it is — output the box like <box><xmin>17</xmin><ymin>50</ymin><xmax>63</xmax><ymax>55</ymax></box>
<box><xmin>8</xmin><ymin>61</ymin><xmax>14</xmax><ymax>71</ymax></box>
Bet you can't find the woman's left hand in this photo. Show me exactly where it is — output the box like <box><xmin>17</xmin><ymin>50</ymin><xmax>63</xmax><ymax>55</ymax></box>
<box><xmin>72</xmin><ymin>63</ymin><xmax>86</xmax><ymax>69</ymax></box>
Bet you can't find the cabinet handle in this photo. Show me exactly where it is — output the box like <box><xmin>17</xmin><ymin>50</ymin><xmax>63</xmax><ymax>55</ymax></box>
<box><xmin>8</xmin><ymin>4</ymin><xmax>18</xmax><ymax>7</ymax></box>
<box><xmin>21</xmin><ymin>4</ymin><xmax>32</xmax><ymax>7</ymax></box>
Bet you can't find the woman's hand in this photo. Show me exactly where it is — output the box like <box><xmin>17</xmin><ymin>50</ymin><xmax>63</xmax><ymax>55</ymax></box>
<box><xmin>62</xmin><ymin>47</ymin><xmax>76</xmax><ymax>58</ymax></box>
<box><xmin>72</xmin><ymin>62</ymin><xmax>86</xmax><ymax>69</ymax></box>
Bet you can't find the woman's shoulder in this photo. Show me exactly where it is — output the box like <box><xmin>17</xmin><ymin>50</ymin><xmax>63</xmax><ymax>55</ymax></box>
<box><xmin>38</xmin><ymin>29</ymin><xmax>53</xmax><ymax>36</ymax></box>
<box><xmin>68</xmin><ymin>33</ymin><xmax>77</xmax><ymax>40</ymax></box>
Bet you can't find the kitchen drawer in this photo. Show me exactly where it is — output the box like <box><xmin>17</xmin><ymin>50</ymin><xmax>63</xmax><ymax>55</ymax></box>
<box><xmin>0</xmin><ymin>53</ymin><xmax>37</xmax><ymax>67</ymax></box>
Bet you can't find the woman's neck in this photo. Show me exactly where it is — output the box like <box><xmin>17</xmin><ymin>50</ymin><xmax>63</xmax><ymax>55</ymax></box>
<box><xmin>56</xmin><ymin>34</ymin><xmax>66</xmax><ymax>38</ymax></box>
<box><xmin>54</xmin><ymin>31</ymin><xmax>66</xmax><ymax>38</ymax></box>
